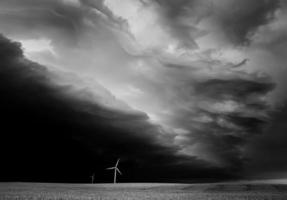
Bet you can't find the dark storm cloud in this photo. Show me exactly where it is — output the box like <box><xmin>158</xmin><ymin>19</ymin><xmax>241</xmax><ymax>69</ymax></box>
<box><xmin>214</xmin><ymin>0</ymin><xmax>280</xmax><ymax>45</ymax></box>
<box><xmin>0</xmin><ymin>0</ymin><xmax>83</xmax><ymax>45</ymax></box>
<box><xmin>0</xmin><ymin>0</ymin><xmax>121</xmax><ymax>47</ymax></box>
<box><xmin>0</xmin><ymin>34</ymin><xmax>231</xmax><ymax>182</ymax></box>
<box><xmin>141</xmin><ymin>0</ymin><xmax>286</xmax><ymax>178</ymax></box>
<box><xmin>243</xmin><ymin>103</ymin><xmax>287</xmax><ymax>179</ymax></box>
<box><xmin>150</xmin><ymin>0</ymin><xmax>280</xmax><ymax>46</ymax></box>
<box><xmin>194</xmin><ymin>78</ymin><xmax>275</xmax><ymax>102</ymax></box>
<box><xmin>154</xmin><ymin>0</ymin><xmax>211</xmax><ymax>26</ymax></box>
<box><xmin>0</xmin><ymin>0</ymin><xmax>284</xmax><ymax>182</ymax></box>
<box><xmin>159</xmin><ymin>64</ymin><xmax>275</xmax><ymax>169</ymax></box>
<box><xmin>151</xmin><ymin>0</ymin><xmax>210</xmax><ymax>49</ymax></box>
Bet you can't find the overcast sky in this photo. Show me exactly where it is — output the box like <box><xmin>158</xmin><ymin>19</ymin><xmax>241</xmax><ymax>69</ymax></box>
<box><xmin>1</xmin><ymin>0</ymin><xmax>287</xmax><ymax>182</ymax></box>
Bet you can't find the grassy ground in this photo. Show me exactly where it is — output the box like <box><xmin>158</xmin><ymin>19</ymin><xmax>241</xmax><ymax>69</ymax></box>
<box><xmin>1</xmin><ymin>182</ymin><xmax>287</xmax><ymax>200</ymax></box>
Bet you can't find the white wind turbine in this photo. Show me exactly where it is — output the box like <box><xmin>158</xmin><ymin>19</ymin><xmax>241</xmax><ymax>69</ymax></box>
<box><xmin>106</xmin><ymin>158</ymin><xmax>122</xmax><ymax>184</ymax></box>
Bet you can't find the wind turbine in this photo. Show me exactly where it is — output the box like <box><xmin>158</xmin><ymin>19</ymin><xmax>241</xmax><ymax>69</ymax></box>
<box><xmin>90</xmin><ymin>173</ymin><xmax>95</xmax><ymax>184</ymax></box>
<box><xmin>106</xmin><ymin>158</ymin><xmax>122</xmax><ymax>184</ymax></box>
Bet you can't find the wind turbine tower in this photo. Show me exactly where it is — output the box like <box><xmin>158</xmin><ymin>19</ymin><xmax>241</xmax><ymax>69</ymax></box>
<box><xmin>90</xmin><ymin>173</ymin><xmax>95</xmax><ymax>184</ymax></box>
<box><xmin>106</xmin><ymin>158</ymin><xmax>122</xmax><ymax>183</ymax></box>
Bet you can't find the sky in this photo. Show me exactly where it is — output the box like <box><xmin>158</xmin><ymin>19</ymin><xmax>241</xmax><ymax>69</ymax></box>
<box><xmin>0</xmin><ymin>0</ymin><xmax>287</xmax><ymax>183</ymax></box>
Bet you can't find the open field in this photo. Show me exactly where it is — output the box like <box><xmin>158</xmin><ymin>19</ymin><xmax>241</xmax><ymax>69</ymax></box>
<box><xmin>1</xmin><ymin>182</ymin><xmax>287</xmax><ymax>200</ymax></box>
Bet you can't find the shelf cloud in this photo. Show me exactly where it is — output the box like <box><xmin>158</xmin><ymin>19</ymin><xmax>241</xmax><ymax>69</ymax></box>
<box><xmin>0</xmin><ymin>0</ymin><xmax>287</xmax><ymax>181</ymax></box>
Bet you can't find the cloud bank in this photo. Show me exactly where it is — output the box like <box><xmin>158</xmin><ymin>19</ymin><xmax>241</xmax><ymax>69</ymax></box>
<box><xmin>0</xmin><ymin>34</ymin><xmax>231</xmax><ymax>182</ymax></box>
<box><xmin>0</xmin><ymin>0</ymin><xmax>287</xmax><ymax>180</ymax></box>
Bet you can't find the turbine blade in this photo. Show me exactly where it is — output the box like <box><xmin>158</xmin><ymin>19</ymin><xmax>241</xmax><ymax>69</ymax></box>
<box><xmin>115</xmin><ymin>158</ymin><xmax>120</xmax><ymax>167</ymax></box>
<box><xmin>116</xmin><ymin>168</ymin><xmax>122</xmax><ymax>175</ymax></box>
<box><xmin>106</xmin><ymin>167</ymin><xmax>115</xmax><ymax>170</ymax></box>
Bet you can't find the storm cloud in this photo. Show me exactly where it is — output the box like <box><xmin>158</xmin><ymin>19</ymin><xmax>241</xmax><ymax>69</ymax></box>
<box><xmin>0</xmin><ymin>34</ymin><xmax>232</xmax><ymax>182</ymax></box>
<box><xmin>0</xmin><ymin>0</ymin><xmax>287</xmax><ymax>182</ymax></box>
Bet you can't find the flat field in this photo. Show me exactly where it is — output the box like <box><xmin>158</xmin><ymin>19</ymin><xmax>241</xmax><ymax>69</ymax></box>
<box><xmin>1</xmin><ymin>182</ymin><xmax>287</xmax><ymax>200</ymax></box>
